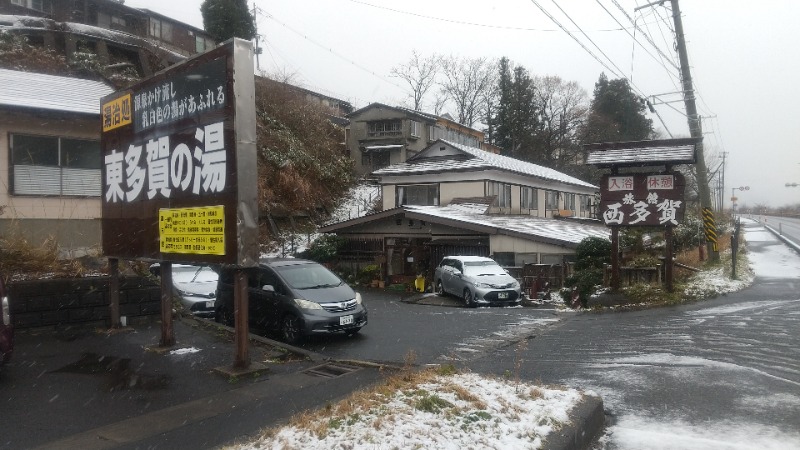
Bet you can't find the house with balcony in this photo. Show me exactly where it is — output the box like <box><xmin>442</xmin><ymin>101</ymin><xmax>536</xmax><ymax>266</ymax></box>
<box><xmin>346</xmin><ymin>103</ymin><xmax>492</xmax><ymax>176</ymax></box>
<box><xmin>0</xmin><ymin>67</ymin><xmax>113</xmax><ymax>257</ymax></box>
<box><xmin>320</xmin><ymin>139</ymin><xmax>608</xmax><ymax>284</ymax></box>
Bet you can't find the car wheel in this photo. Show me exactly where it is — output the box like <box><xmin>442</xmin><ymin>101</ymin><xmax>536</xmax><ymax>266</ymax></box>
<box><xmin>215</xmin><ymin>305</ymin><xmax>234</xmax><ymax>326</ymax></box>
<box><xmin>463</xmin><ymin>289</ymin><xmax>476</xmax><ymax>308</ymax></box>
<box><xmin>281</xmin><ymin>314</ymin><xmax>303</xmax><ymax>345</ymax></box>
<box><xmin>436</xmin><ymin>280</ymin><xmax>445</xmax><ymax>296</ymax></box>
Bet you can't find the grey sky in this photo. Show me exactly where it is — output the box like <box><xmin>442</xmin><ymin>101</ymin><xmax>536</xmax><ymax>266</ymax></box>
<box><xmin>126</xmin><ymin>0</ymin><xmax>800</xmax><ymax>208</ymax></box>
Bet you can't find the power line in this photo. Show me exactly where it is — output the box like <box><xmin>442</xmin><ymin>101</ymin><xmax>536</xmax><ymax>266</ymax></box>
<box><xmin>528</xmin><ymin>0</ymin><xmax>624</xmax><ymax>79</ymax></box>
<box><xmin>548</xmin><ymin>0</ymin><xmax>630</xmax><ymax>80</ymax></box>
<box><xmin>257</xmin><ymin>9</ymin><xmax>406</xmax><ymax>94</ymax></box>
<box><xmin>530</xmin><ymin>0</ymin><xmax>673</xmax><ymax>137</ymax></box>
<box><xmin>612</xmin><ymin>0</ymin><xmax>680</xmax><ymax>71</ymax></box>
<box><xmin>346</xmin><ymin>0</ymin><xmax>630</xmax><ymax>33</ymax></box>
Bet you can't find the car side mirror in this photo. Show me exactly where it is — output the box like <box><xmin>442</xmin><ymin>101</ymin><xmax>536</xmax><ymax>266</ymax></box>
<box><xmin>261</xmin><ymin>284</ymin><xmax>275</xmax><ymax>293</ymax></box>
<box><xmin>453</xmin><ymin>269</ymin><xmax>462</xmax><ymax>277</ymax></box>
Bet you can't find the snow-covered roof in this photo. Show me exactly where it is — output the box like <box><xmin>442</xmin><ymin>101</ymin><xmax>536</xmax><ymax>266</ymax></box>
<box><xmin>374</xmin><ymin>140</ymin><xmax>598</xmax><ymax>190</ymax></box>
<box><xmin>347</xmin><ymin>102</ymin><xmax>439</xmax><ymax>122</ymax></box>
<box><xmin>585</xmin><ymin>138</ymin><xmax>699</xmax><ymax>168</ymax></box>
<box><xmin>406</xmin><ymin>204</ymin><xmax>609</xmax><ymax>247</ymax></box>
<box><xmin>0</xmin><ymin>14</ymin><xmax>188</xmax><ymax>61</ymax></box>
<box><xmin>0</xmin><ymin>68</ymin><xmax>113</xmax><ymax>115</ymax></box>
<box><xmin>321</xmin><ymin>201</ymin><xmax>609</xmax><ymax>248</ymax></box>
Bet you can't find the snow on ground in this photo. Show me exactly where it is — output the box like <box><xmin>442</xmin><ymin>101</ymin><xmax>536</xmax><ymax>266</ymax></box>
<box><xmin>579</xmin><ymin>220</ymin><xmax>800</xmax><ymax>450</ymax></box>
<box><xmin>607</xmin><ymin>416</ymin><xmax>799</xmax><ymax>450</ymax></box>
<box><xmin>236</xmin><ymin>372</ymin><xmax>589</xmax><ymax>450</ymax></box>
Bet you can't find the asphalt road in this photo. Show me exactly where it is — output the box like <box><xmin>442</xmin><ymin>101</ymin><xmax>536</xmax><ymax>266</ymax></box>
<box><xmin>294</xmin><ymin>290</ymin><xmax>563</xmax><ymax>365</ymax></box>
<box><xmin>760</xmin><ymin>214</ymin><xmax>800</xmax><ymax>248</ymax></box>
<box><xmin>467</xmin><ymin>219</ymin><xmax>800</xmax><ymax>448</ymax></box>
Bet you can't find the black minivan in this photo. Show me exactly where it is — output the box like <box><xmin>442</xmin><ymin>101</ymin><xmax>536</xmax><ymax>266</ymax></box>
<box><xmin>215</xmin><ymin>258</ymin><xmax>367</xmax><ymax>344</ymax></box>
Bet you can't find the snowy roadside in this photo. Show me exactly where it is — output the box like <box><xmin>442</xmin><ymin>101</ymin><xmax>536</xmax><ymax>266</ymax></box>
<box><xmin>228</xmin><ymin>369</ymin><xmax>597</xmax><ymax>450</ymax></box>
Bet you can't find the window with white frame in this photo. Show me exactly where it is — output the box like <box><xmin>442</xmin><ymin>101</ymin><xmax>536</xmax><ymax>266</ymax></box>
<box><xmin>10</xmin><ymin>134</ymin><xmax>101</xmax><ymax>196</ymax></box>
<box><xmin>396</xmin><ymin>184</ymin><xmax>439</xmax><ymax>206</ymax></box>
<box><xmin>149</xmin><ymin>19</ymin><xmax>162</xmax><ymax>39</ymax></box>
<box><xmin>580</xmin><ymin>195</ymin><xmax>592</xmax><ymax>214</ymax></box>
<box><xmin>564</xmin><ymin>193</ymin><xmax>576</xmax><ymax>211</ymax></box>
<box><xmin>367</xmin><ymin>120</ymin><xmax>402</xmax><ymax>137</ymax></box>
<box><xmin>410</xmin><ymin>120</ymin><xmax>420</xmax><ymax>138</ymax></box>
<box><xmin>488</xmin><ymin>182</ymin><xmax>512</xmax><ymax>208</ymax></box>
<box><xmin>545</xmin><ymin>190</ymin><xmax>559</xmax><ymax>210</ymax></box>
<box><xmin>160</xmin><ymin>21</ymin><xmax>173</xmax><ymax>42</ymax></box>
<box><xmin>521</xmin><ymin>186</ymin><xmax>538</xmax><ymax>211</ymax></box>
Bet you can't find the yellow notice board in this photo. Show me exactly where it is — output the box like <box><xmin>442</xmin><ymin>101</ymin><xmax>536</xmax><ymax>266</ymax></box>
<box><xmin>101</xmin><ymin>93</ymin><xmax>132</xmax><ymax>132</ymax></box>
<box><xmin>159</xmin><ymin>206</ymin><xmax>225</xmax><ymax>255</ymax></box>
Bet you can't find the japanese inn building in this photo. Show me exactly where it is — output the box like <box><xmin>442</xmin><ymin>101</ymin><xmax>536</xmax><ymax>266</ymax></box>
<box><xmin>320</xmin><ymin>139</ymin><xmax>610</xmax><ymax>284</ymax></box>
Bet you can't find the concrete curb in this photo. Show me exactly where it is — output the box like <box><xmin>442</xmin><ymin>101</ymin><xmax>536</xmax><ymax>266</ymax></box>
<box><xmin>761</xmin><ymin>222</ymin><xmax>800</xmax><ymax>255</ymax></box>
<box><xmin>542</xmin><ymin>394</ymin><xmax>605</xmax><ymax>450</ymax></box>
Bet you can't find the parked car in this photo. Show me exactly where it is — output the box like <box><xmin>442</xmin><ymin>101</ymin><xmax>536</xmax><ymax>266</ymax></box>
<box><xmin>150</xmin><ymin>263</ymin><xmax>219</xmax><ymax>318</ymax></box>
<box><xmin>215</xmin><ymin>258</ymin><xmax>367</xmax><ymax>344</ymax></box>
<box><xmin>172</xmin><ymin>265</ymin><xmax>218</xmax><ymax>318</ymax></box>
<box><xmin>434</xmin><ymin>255</ymin><xmax>522</xmax><ymax>307</ymax></box>
<box><xmin>1</xmin><ymin>277</ymin><xmax>13</xmax><ymax>367</ymax></box>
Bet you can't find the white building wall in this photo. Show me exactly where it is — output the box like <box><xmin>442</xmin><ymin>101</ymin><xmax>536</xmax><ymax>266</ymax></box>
<box><xmin>439</xmin><ymin>181</ymin><xmax>485</xmax><ymax>205</ymax></box>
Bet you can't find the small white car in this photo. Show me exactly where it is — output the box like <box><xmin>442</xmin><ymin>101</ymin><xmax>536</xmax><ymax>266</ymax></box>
<box><xmin>434</xmin><ymin>256</ymin><xmax>522</xmax><ymax>307</ymax></box>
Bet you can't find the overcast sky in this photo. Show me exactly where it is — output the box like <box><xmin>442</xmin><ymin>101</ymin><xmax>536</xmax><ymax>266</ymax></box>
<box><xmin>125</xmin><ymin>0</ymin><xmax>800</xmax><ymax>209</ymax></box>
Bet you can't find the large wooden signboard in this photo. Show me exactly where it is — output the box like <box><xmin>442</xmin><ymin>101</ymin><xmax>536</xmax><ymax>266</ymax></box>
<box><xmin>599</xmin><ymin>173</ymin><xmax>686</xmax><ymax>227</ymax></box>
<box><xmin>100</xmin><ymin>39</ymin><xmax>258</xmax><ymax>266</ymax></box>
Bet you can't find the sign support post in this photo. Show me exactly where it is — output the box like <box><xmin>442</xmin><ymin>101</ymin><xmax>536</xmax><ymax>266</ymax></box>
<box><xmin>109</xmin><ymin>258</ymin><xmax>120</xmax><ymax>327</ymax></box>
<box><xmin>160</xmin><ymin>262</ymin><xmax>174</xmax><ymax>347</ymax></box>
<box><xmin>233</xmin><ymin>270</ymin><xmax>249</xmax><ymax>368</ymax></box>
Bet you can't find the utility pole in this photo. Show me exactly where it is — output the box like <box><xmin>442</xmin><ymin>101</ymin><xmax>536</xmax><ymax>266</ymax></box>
<box><xmin>670</xmin><ymin>0</ymin><xmax>718</xmax><ymax>261</ymax></box>
<box><xmin>252</xmin><ymin>1</ymin><xmax>260</xmax><ymax>70</ymax></box>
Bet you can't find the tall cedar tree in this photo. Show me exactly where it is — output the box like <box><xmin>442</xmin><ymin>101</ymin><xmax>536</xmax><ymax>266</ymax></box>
<box><xmin>201</xmin><ymin>0</ymin><xmax>256</xmax><ymax>42</ymax></box>
<box><xmin>492</xmin><ymin>58</ymin><xmax>538</xmax><ymax>160</ymax></box>
<box><xmin>582</xmin><ymin>73</ymin><xmax>653</xmax><ymax>143</ymax></box>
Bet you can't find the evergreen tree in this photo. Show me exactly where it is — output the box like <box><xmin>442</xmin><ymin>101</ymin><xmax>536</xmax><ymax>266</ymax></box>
<box><xmin>492</xmin><ymin>58</ymin><xmax>538</xmax><ymax>160</ymax></box>
<box><xmin>582</xmin><ymin>73</ymin><xmax>653</xmax><ymax>143</ymax></box>
<box><xmin>201</xmin><ymin>0</ymin><xmax>256</xmax><ymax>43</ymax></box>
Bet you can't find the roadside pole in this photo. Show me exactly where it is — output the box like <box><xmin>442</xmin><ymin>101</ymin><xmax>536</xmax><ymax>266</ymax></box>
<box><xmin>670</xmin><ymin>0</ymin><xmax>718</xmax><ymax>261</ymax></box>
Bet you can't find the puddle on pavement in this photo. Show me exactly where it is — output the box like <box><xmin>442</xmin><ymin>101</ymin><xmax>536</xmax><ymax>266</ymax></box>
<box><xmin>52</xmin><ymin>352</ymin><xmax>171</xmax><ymax>391</ymax></box>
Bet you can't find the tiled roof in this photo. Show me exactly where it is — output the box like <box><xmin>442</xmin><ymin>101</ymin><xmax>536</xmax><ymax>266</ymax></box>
<box><xmin>374</xmin><ymin>140</ymin><xmax>597</xmax><ymax>189</ymax></box>
<box><xmin>0</xmin><ymin>68</ymin><xmax>113</xmax><ymax>115</ymax></box>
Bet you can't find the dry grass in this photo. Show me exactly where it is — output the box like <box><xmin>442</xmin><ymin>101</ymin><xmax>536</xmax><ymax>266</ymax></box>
<box><xmin>261</xmin><ymin>366</ymin><xmax>461</xmax><ymax>441</ymax></box>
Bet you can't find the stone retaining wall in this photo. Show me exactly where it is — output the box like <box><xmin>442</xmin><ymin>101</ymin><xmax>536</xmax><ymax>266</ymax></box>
<box><xmin>8</xmin><ymin>276</ymin><xmax>161</xmax><ymax>329</ymax></box>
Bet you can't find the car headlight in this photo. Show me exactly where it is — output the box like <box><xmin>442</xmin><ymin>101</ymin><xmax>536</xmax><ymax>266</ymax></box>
<box><xmin>355</xmin><ymin>292</ymin><xmax>362</xmax><ymax>304</ymax></box>
<box><xmin>293</xmin><ymin>298</ymin><xmax>323</xmax><ymax>310</ymax></box>
<box><xmin>511</xmin><ymin>281</ymin><xmax>520</xmax><ymax>288</ymax></box>
<box><xmin>473</xmin><ymin>281</ymin><xmax>493</xmax><ymax>289</ymax></box>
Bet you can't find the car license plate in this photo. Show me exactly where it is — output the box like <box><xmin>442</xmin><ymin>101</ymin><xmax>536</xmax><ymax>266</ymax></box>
<box><xmin>205</xmin><ymin>301</ymin><xmax>215</xmax><ymax>309</ymax></box>
<box><xmin>498</xmin><ymin>292</ymin><xmax>508</xmax><ymax>299</ymax></box>
<box><xmin>340</xmin><ymin>315</ymin><xmax>354</xmax><ymax>325</ymax></box>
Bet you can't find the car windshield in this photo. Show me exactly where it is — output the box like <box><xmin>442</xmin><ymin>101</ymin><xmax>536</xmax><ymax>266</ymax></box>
<box><xmin>463</xmin><ymin>261</ymin><xmax>506</xmax><ymax>276</ymax></box>
<box><xmin>275</xmin><ymin>263</ymin><xmax>343</xmax><ymax>289</ymax></box>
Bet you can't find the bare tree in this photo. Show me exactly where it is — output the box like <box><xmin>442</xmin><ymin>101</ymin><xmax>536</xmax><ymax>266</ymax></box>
<box><xmin>532</xmin><ymin>75</ymin><xmax>589</xmax><ymax>168</ymax></box>
<box><xmin>390</xmin><ymin>51</ymin><xmax>440</xmax><ymax>111</ymax></box>
<box><xmin>439</xmin><ymin>55</ymin><xmax>497</xmax><ymax>128</ymax></box>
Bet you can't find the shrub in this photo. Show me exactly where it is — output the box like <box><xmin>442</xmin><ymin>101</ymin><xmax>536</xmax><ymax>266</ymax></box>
<box><xmin>566</xmin><ymin>236</ymin><xmax>611</xmax><ymax>307</ymax></box>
